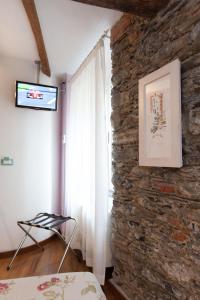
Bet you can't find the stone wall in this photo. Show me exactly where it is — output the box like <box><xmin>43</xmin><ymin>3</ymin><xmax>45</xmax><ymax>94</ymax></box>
<box><xmin>111</xmin><ymin>1</ymin><xmax>200</xmax><ymax>299</ymax></box>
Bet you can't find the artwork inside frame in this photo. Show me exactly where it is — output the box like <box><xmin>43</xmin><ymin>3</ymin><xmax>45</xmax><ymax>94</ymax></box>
<box><xmin>139</xmin><ymin>59</ymin><xmax>182</xmax><ymax>168</ymax></box>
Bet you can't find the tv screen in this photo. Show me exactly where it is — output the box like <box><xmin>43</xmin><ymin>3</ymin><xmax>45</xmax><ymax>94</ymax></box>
<box><xmin>16</xmin><ymin>81</ymin><xmax>58</xmax><ymax>111</ymax></box>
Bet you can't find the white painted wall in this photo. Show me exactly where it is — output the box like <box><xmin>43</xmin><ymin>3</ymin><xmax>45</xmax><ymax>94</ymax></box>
<box><xmin>0</xmin><ymin>56</ymin><xmax>60</xmax><ymax>252</ymax></box>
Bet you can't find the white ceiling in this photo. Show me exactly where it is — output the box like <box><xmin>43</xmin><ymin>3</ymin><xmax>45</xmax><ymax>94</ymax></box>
<box><xmin>0</xmin><ymin>0</ymin><xmax>121</xmax><ymax>76</ymax></box>
<box><xmin>0</xmin><ymin>0</ymin><xmax>38</xmax><ymax>61</ymax></box>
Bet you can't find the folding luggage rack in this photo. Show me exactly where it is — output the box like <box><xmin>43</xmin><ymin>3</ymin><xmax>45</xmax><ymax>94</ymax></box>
<box><xmin>7</xmin><ymin>213</ymin><xmax>77</xmax><ymax>273</ymax></box>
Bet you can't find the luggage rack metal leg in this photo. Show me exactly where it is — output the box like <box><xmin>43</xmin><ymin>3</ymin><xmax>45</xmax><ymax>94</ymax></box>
<box><xmin>7</xmin><ymin>224</ymin><xmax>44</xmax><ymax>271</ymax></box>
<box><xmin>7</xmin><ymin>227</ymin><xmax>31</xmax><ymax>271</ymax></box>
<box><xmin>55</xmin><ymin>219</ymin><xmax>77</xmax><ymax>273</ymax></box>
<box><xmin>18</xmin><ymin>223</ymin><xmax>44</xmax><ymax>251</ymax></box>
<box><xmin>7</xmin><ymin>213</ymin><xmax>77</xmax><ymax>273</ymax></box>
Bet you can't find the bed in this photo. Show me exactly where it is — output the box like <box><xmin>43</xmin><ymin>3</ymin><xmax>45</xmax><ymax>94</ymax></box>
<box><xmin>0</xmin><ymin>272</ymin><xmax>106</xmax><ymax>300</ymax></box>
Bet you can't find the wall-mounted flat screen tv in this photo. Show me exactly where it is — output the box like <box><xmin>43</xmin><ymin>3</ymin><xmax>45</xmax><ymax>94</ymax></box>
<box><xmin>16</xmin><ymin>81</ymin><xmax>58</xmax><ymax>111</ymax></box>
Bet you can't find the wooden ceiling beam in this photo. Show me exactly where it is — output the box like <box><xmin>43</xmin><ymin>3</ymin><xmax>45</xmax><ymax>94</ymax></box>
<box><xmin>22</xmin><ymin>0</ymin><xmax>51</xmax><ymax>77</ymax></box>
<box><xmin>71</xmin><ymin>0</ymin><xmax>169</xmax><ymax>17</ymax></box>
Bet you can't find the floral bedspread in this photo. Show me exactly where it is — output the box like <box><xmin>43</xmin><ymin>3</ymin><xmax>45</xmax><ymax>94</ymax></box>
<box><xmin>0</xmin><ymin>272</ymin><xmax>106</xmax><ymax>300</ymax></box>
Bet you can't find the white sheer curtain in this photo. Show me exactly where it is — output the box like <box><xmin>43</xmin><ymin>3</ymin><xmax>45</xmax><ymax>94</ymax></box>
<box><xmin>64</xmin><ymin>39</ymin><xmax>111</xmax><ymax>284</ymax></box>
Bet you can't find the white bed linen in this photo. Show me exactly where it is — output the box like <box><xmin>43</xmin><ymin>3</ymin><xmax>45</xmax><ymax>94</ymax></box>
<box><xmin>0</xmin><ymin>272</ymin><xmax>106</xmax><ymax>300</ymax></box>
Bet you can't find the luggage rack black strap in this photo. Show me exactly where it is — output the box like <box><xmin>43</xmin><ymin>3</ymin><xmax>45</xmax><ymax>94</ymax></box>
<box><xmin>18</xmin><ymin>214</ymin><xmax>73</xmax><ymax>229</ymax></box>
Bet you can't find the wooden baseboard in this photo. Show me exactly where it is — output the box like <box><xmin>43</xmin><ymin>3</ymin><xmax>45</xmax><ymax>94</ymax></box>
<box><xmin>0</xmin><ymin>234</ymin><xmax>56</xmax><ymax>258</ymax></box>
<box><xmin>109</xmin><ymin>278</ymin><xmax>130</xmax><ymax>300</ymax></box>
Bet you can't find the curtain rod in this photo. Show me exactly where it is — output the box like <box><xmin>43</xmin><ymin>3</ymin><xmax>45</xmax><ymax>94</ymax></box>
<box><xmin>71</xmin><ymin>30</ymin><xmax>110</xmax><ymax>82</ymax></box>
<box><xmin>101</xmin><ymin>29</ymin><xmax>110</xmax><ymax>39</ymax></box>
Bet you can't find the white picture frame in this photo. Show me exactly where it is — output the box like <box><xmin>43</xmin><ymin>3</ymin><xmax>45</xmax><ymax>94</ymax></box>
<box><xmin>139</xmin><ymin>59</ymin><xmax>182</xmax><ymax>168</ymax></box>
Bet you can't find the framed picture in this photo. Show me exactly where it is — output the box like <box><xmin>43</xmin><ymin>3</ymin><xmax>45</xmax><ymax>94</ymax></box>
<box><xmin>139</xmin><ymin>59</ymin><xmax>182</xmax><ymax>168</ymax></box>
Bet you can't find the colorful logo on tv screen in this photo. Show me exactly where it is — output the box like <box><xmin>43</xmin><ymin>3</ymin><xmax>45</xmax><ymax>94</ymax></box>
<box><xmin>27</xmin><ymin>90</ymin><xmax>43</xmax><ymax>100</ymax></box>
